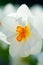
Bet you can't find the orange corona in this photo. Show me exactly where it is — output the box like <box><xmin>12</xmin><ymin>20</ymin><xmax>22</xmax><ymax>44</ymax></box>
<box><xmin>16</xmin><ymin>25</ymin><xmax>31</xmax><ymax>42</ymax></box>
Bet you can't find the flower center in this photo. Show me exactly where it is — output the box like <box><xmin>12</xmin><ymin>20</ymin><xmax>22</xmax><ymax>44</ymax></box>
<box><xmin>16</xmin><ymin>25</ymin><xmax>31</xmax><ymax>42</ymax></box>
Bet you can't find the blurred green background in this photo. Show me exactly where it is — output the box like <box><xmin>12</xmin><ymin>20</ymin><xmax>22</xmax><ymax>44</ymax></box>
<box><xmin>0</xmin><ymin>0</ymin><xmax>43</xmax><ymax>7</ymax></box>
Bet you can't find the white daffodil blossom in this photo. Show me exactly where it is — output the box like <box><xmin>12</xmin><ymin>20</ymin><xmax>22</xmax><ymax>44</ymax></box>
<box><xmin>0</xmin><ymin>3</ymin><xmax>19</xmax><ymax>33</ymax></box>
<box><xmin>0</xmin><ymin>32</ymin><xmax>10</xmax><ymax>44</ymax></box>
<box><xmin>30</xmin><ymin>5</ymin><xmax>43</xmax><ymax>17</ymax></box>
<box><xmin>37</xmin><ymin>52</ymin><xmax>43</xmax><ymax>65</ymax></box>
<box><xmin>30</xmin><ymin>5</ymin><xmax>43</xmax><ymax>39</ymax></box>
<box><xmin>0</xmin><ymin>8</ymin><xmax>4</xmax><ymax>26</ymax></box>
<box><xmin>0</xmin><ymin>8</ymin><xmax>3</xmax><ymax>20</ymax></box>
<box><xmin>31</xmin><ymin>15</ymin><xmax>43</xmax><ymax>39</ymax></box>
<box><xmin>3</xmin><ymin>3</ymin><xmax>19</xmax><ymax>16</ymax></box>
<box><xmin>2</xmin><ymin>4</ymin><xmax>42</xmax><ymax>58</ymax></box>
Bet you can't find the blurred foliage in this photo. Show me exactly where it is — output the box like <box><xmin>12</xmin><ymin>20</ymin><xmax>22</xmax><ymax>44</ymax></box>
<box><xmin>0</xmin><ymin>0</ymin><xmax>43</xmax><ymax>7</ymax></box>
<box><xmin>0</xmin><ymin>41</ymin><xmax>9</xmax><ymax>65</ymax></box>
<box><xmin>21</xmin><ymin>55</ymin><xmax>38</xmax><ymax>65</ymax></box>
<box><xmin>0</xmin><ymin>0</ymin><xmax>9</xmax><ymax>6</ymax></box>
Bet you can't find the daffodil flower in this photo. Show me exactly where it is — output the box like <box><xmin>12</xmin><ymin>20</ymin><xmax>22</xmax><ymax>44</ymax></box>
<box><xmin>31</xmin><ymin>16</ymin><xmax>43</xmax><ymax>39</ymax></box>
<box><xmin>2</xmin><ymin>4</ymin><xmax>42</xmax><ymax>57</ymax></box>
<box><xmin>3</xmin><ymin>3</ymin><xmax>19</xmax><ymax>16</ymax></box>
<box><xmin>0</xmin><ymin>3</ymin><xmax>19</xmax><ymax>32</ymax></box>
<box><xmin>30</xmin><ymin>5</ymin><xmax>43</xmax><ymax>17</ymax></box>
<box><xmin>30</xmin><ymin>5</ymin><xmax>43</xmax><ymax>39</ymax></box>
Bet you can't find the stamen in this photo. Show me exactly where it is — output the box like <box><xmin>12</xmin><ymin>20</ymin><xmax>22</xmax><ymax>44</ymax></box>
<box><xmin>16</xmin><ymin>34</ymin><xmax>22</xmax><ymax>41</ymax></box>
<box><xmin>16</xmin><ymin>25</ymin><xmax>31</xmax><ymax>42</ymax></box>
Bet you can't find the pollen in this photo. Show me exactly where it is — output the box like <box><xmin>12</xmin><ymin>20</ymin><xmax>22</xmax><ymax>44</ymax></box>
<box><xmin>16</xmin><ymin>25</ymin><xmax>31</xmax><ymax>42</ymax></box>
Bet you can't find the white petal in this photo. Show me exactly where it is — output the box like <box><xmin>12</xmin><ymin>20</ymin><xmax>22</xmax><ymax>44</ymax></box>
<box><xmin>28</xmin><ymin>27</ymin><xmax>42</xmax><ymax>55</ymax></box>
<box><xmin>3</xmin><ymin>3</ymin><xmax>15</xmax><ymax>16</ymax></box>
<box><xmin>2</xmin><ymin>16</ymin><xmax>19</xmax><ymax>37</ymax></box>
<box><xmin>2</xmin><ymin>39</ymin><xmax>10</xmax><ymax>45</ymax></box>
<box><xmin>37</xmin><ymin>52</ymin><xmax>43</xmax><ymax>62</ymax></box>
<box><xmin>7</xmin><ymin>13</ymin><xmax>27</xmax><ymax>26</ymax></box>
<box><xmin>0</xmin><ymin>8</ymin><xmax>3</xmax><ymax>20</ymax></box>
<box><xmin>0</xmin><ymin>32</ymin><xmax>6</xmax><ymax>39</ymax></box>
<box><xmin>37</xmin><ymin>52</ymin><xmax>43</xmax><ymax>65</ymax></box>
<box><xmin>17</xmin><ymin>4</ymin><xmax>32</xmax><ymax>21</ymax></box>
<box><xmin>8</xmin><ymin>35</ymin><xmax>24</xmax><ymax>57</ymax></box>
<box><xmin>0</xmin><ymin>32</ymin><xmax>10</xmax><ymax>44</ymax></box>
<box><xmin>31</xmin><ymin>16</ymin><xmax>43</xmax><ymax>38</ymax></box>
<box><xmin>7</xmin><ymin>13</ymin><xmax>16</xmax><ymax>17</ymax></box>
<box><xmin>30</xmin><ymin>5</ymin><xmax>43</xmax><ymax>17</ymax></box>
